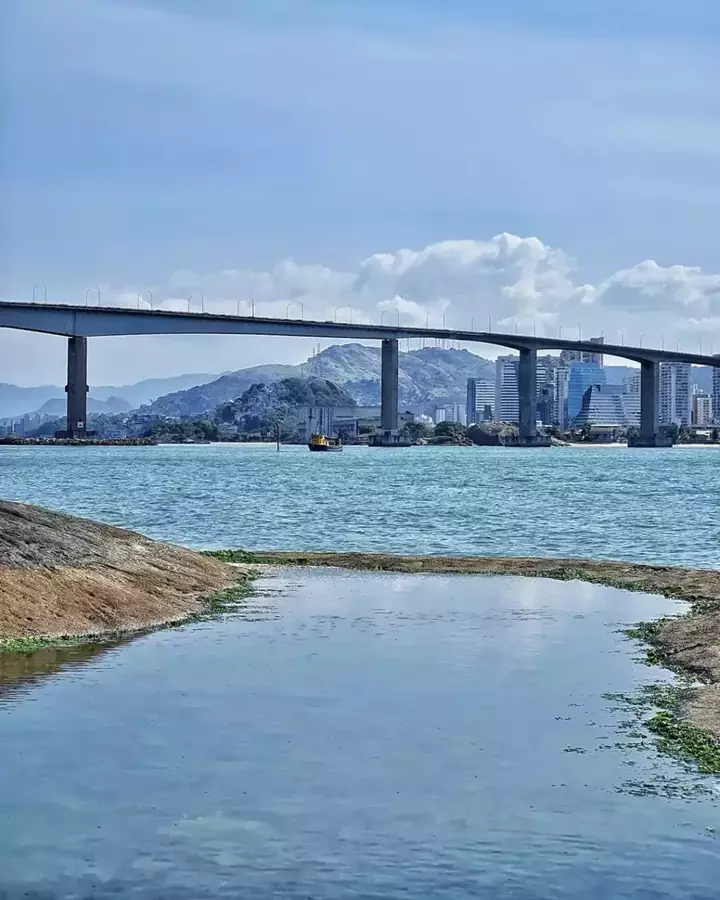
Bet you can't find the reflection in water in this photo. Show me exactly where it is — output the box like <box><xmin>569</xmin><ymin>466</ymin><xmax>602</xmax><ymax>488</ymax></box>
<box><xmin>0</xmin><ymin>639</ymin><xmax>127</xmax><ymax>703</ymax></box>
<box><xmin>0</xmin><ymin>570</ymin><xmax>717</xmax><ymax>900</ymax></box>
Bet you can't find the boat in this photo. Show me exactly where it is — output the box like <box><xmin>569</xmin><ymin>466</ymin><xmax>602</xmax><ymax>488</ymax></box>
<box><xmin>308</xmin><ymin>433</ymin><xmax>343</xmax><ymax>452</ymax></box>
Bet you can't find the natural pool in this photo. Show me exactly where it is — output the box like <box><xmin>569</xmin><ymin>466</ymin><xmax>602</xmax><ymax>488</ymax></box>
<box><xmin>1</xmin><ymin>569</ymin><xmax>717</xmax><ymax>899</ymax></box>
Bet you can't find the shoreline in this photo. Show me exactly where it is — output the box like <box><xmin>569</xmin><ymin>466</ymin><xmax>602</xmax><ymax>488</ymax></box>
<box><xmin>208</xmin><ymin>550</ymin><xmax>720</xmax><ymax>752</ymax></box>
<box><xmin>2</xmin><ymin>502</ymin><xmax>718</xmax><ymax>769</ymax></box>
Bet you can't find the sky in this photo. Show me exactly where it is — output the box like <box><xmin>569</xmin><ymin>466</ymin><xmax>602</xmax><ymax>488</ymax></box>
<box><xmin>2</xmin><ymin>0</ymin><xmax>720</xmax><ymax>385</ymax></box>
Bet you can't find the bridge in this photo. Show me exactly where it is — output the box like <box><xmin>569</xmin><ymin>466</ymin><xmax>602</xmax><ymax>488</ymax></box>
<box><xmin>2</xmin><ymin>300</ymin><xmax>719</xmax><ymax>446</ymax></box>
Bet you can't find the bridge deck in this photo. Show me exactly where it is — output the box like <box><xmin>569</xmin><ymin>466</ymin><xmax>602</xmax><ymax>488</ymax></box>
<box><xmin>1</xmin><ymin>301</ymin><xmax>718</xmax><ymax>367</ymax></box>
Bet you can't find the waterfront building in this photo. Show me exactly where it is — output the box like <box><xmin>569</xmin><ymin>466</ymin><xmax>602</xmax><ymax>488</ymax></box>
<box><xmin>554</xmin><ymin>367</ymin><xmax>570</xmax><ymax>428</ymax></box>
<box><xmin>536</xmin><ymin>355</ymin><xmax>560</xmax><ymax>425</ymax></box>
<box><xmin>495</xmin><ymin>355</ymin><xmax>519</xmax><ymax>422</ymax></box>
<box><xmin>494</xmin><ymin>354</ymin><xmax>561</xmax><ymax>424</ymax></box>
<box><xmin>692</xmin><ymin>393</ymin><xmax>713</xmax><ymax>427</ymax></box>
<box><xmin>436</xmin><ymin>405</ymin><xmax>466</xmax><ymax>425</ymax></box>
<box><xmin>659</xmin><ymin>362</ymin><xmax>691</xmax><ymax>426</ymax></box>
<box><xmin>537</xmin><ymin>384</ymin><xmax>555</xmax><ymax>426</ymax></box>
<box><xmin>567</xmin><ymin>362</ymin><xmax>606</xmax><ymax>425</ymax></box>
<box><xmin>465</xmin><ymin>378</ymin><xmax>495</xmax><ymax>424</ymax></box>
<box><xmin>573</xmin><ymin>384</ymin><xmax>641</xmax><ymax>429</ymax></box>
<box><xmin>302</xmin><ymin>406</ymin><xmax>414</xmax><ymax>441</ymax></box>
<box><xmin>713</xmin><ymin>357</ymin><xmax>720</xmax><ymax>424</ymax></box>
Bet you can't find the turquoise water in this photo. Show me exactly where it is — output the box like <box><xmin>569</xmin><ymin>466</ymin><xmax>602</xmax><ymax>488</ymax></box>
<box><xmin>1</xmin><ymin>570</ymin><xmax>718</xmax><ymax>899</ymax></box>
<box><xmin>1</xmin><ymin>443</ymin><xmax>719</xmax><ymax>566</ymax></box>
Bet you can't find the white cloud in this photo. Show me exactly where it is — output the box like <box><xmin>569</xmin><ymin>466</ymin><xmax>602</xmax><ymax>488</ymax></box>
<box><xmin>4</xmin><ymin>233</ymin><xmax>720</xmax><ymax>384</ymax></box>
<box><xmin>105</xmin><ymin>233</ymin><xmax>720</xmax><ymax>342</ymax></box>
<box><xmin>592</xmin><ymin>260</ymin><xmax>720</xmax><ymax>318</ymax></box>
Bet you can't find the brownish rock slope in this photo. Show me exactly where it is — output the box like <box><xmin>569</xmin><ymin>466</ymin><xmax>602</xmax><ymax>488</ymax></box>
<box><xmin>0</xmin><ymin>501</ymin><xmax>236</xmax><ymax>638</ymax></box>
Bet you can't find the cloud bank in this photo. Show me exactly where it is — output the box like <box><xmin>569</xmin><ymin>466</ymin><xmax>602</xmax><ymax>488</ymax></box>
<box><xmin>111</xmin><ymin>233</ymin><xmax>720</xmax><ymax>341</ymax></box>
<box><xmin>4</xmin><ymin>233</ymin><xmax>720</xmax><ymax>384</ymax></box>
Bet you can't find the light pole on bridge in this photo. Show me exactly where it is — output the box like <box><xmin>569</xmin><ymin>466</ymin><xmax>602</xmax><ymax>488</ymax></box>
<box><xmin>85</xmin><ymin>287</ymin><xmax>100</xmax><ymax>307</ymax></box>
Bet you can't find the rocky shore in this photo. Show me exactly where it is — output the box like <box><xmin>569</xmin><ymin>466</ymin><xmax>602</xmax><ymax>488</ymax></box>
<box><xmin>0</xmin><ymin>501</ymin><xmax>239</xmax><ymax>644</ymax></box>
<box><xmin>1</xmin><ymin>501</ymin><xmax>717</xmax><ymax>751</ymax></box>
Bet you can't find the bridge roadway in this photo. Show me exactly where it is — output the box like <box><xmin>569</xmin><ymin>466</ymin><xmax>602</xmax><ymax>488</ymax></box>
<box><xmin>2</xmin><ymin>301</ymin><xmax>719</xmax><ymax>445</ymax></box>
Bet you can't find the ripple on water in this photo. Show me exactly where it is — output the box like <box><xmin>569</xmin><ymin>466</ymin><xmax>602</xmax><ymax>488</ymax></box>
<box><xmin>0</xmin><ymin>569</ymin><xmax>717</xmax><ymax>899</ymax></box>
<box><xmin>1</xmin><ymin>443</ymin><xmax>720</xmax><ymax>566</ymax></box>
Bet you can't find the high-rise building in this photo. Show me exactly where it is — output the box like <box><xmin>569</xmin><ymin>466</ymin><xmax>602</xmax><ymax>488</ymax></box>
<box><xmin>560</xmin><ymin>336</ymin><xmax>604</xmax><ymax>367</ymax></box>
<box><xmin>692</xmin><ymin>393</ymin><xmax>713</xmax><ymax>426</ymax></box>
<box><xmin>494</xmin><ymin>354</ymin><xmax>562</xmax><ymax>424</ymax></box>
<box><xmin>554</xmin><ymin>366</ymin><xmax>570</xmax><ymax>428</ymax></box>
<box><xmin>536</xmin><ymin>355</ymin><xmax>561</xmax><ymax>425</ymax></box>
<box><xmin>537</xmin><ymin>384</ymin><xmax>555</xmax><ymax>426</ymax></box>
<box><xmin>466</xmin><ymin>378</ymin><xmax>495</xmax><ymax>424</ymax></box>
<box><xmin>435</xmin><ymin>405</ymin><xmax>466</xmax><ymax>425</ymax></box>
<box><xmin>623</xmin><ymin>370</ymin><xmax>641</xmax><ymax>395</ymax></box>
<box><xmin>713</xmin><ymin>357</ymin><xmax>720</xmax><ymax>424</ymax></box>
<box><xmin>659</xmin><ymin>362</ymin><xmax>691</xmax><ymax>426</ymax></box>
<box><xmin>567</xmin><ymin>363</ymin><xmax>606</xmax><ymax>425</ymax></box>
<box><xmin>573</xmin><ymin>384</ymin><xmax>640</xmax><ymax>428</ymax></box>
<box><xmin>495</xmin><ymin>355</ymin><xmax>519</xmax><ymax>422</ymax></box>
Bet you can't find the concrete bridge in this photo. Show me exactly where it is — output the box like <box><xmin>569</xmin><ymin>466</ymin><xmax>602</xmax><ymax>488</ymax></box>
<box><xmin>2</xmin><ymin>300</ymin><xmax>719</xmax><ymax>446</ymax></box>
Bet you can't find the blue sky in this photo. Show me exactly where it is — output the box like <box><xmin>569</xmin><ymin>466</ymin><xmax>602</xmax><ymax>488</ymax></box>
<box><xmin>2</xmin><ymin>0</ymin><xmax>720</xmax><ymax>383</ymax></box>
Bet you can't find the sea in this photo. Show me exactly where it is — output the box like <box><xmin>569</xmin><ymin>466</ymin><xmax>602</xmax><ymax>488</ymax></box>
<box><xmin>1</xmin><ymin>443</ymin><xmax>719</xmax><ymax>898</ymax></box>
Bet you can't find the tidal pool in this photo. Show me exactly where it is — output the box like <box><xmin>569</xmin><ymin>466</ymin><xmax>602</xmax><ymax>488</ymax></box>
<box><xmin>0</xmin><ymin>570</ymin><xmax>717</xmax><ymax>899</ymax></box>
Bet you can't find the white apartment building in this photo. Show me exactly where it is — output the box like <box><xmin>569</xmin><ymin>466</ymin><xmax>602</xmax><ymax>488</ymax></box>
<box><xmin>659</xmin><ymin>362</ymin><xmax>691</xmax><ymax>426</ymax></box>
<box><xmin>495</xmin><ymin>355</ymin><xmax>519</xmax><ymax>422</ymax></box>
<box><xmin>692</xmin><ymin>393</ymin><xmax>713</xmax><ymax>427</ymax></box>
<box><xmin>466</xmin><ymin>378</ymin><xmax>495</xmax><ymax>424</ymax></box>
<box><xmin>713</xmin><ymin>360</ymin><xmax>720</xmax><ymax>424</ymax></box>
<box><xmin>494</xmin><ymin>354</ymin><xmax>563</xmax><ymax>424</ymax></box>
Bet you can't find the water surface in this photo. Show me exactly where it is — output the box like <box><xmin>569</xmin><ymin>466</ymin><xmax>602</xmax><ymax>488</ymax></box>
<box><xmin>1</xmin><ymin>570</ymin><xmax>717</xmax><ymax>899</ymax></box>
<box><xmin>2</xmin><ymin>443</ymin><xmax>719</xmax><ymax>566</ymax></box>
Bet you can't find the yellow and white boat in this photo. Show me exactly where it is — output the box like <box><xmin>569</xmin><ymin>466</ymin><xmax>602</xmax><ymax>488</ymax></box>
<box><xmin>308</xmin><ymin>433</ymin><xmax>343</xmax><ymax>452</ymax></box>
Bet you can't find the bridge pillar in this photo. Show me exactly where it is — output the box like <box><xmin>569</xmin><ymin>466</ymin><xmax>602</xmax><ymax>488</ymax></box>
<box><xmin>381</xmin><ymin>338</ymin><xmax>399</xmax><ymax>432</ymax></box>
<box><xmin>65</xmin><ymin>336</ymin><xmax>88</xmax><ymax>438</ymax></box>
<box><xmin>371</xmin><ymin>338</ymin><xmax>408</xmax><ymax>446</ymax></box>
<box><xmin>518</xmin><ymin>348</ymin><xmax>538</xmax><ymax>444</ymax></box>
<box><xmin>629</xmin><ymin>359</ymin><xmax>672</xmax><ymax>447</ymax></box>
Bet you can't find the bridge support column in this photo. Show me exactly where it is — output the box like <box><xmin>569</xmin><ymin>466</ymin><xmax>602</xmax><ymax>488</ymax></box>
<box><xmin>381</xmin><ymin>338</ymin><xmax>399</xmax><ymax>432</ymax></box>
<box><xmin>518</xmin><ymin>348</ymin><xmax>537</xmax><ymax>443</ymax></box>
<box><xmin>372</xmin><ymin>338</ymin><xmax>408</xmax><ymax>446</ymax></box>
<box><xmin>65</xmin><ymin>336</ymin><xmax>88</xmax><ymax>438</ymax></box>
<box><xmin>629</xmin><ymin>359</ymin><xmax>672</xmax><ymax>447</ymax></box>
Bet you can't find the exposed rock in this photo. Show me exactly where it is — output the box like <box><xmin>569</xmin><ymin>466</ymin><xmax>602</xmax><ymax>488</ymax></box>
<box><xmin>0</xmin><ymin>501</ymin><xmax>237</xmax><ymax>639</ymax></box>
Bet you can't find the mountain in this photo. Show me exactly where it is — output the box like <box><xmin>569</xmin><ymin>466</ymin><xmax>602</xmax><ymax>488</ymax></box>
<box><xmin>147</xmin><ymin>364</ymin><xmax>300</xmax><ymax>417</ymax></box>
<box><xmin>217</xmin><ymin>377</ymin><xmax>356</xmax><ymax>439</ymax></box>
<box><xmin>148</xmin><ymin>344</ymin><xmax>496</xmax><ymax>418</ymax></box>
<box><xmin>34</xmin><ymin>396</ymin><xmax>132</xmax><ymax>416</ymax></box>
<box><xmin>315</xmin><ymin>345</ymin><xmax>496</xmax><ymax>410</ymax></box>
<box><xmin>92</xmin><ymin>374</ymin><xmax>220</xmax><ymax>409</ymax></box>
<box><xmin>0</xmin><ymin>373</ymin><xmax>218</xmax><ymax>418</ymax></box>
